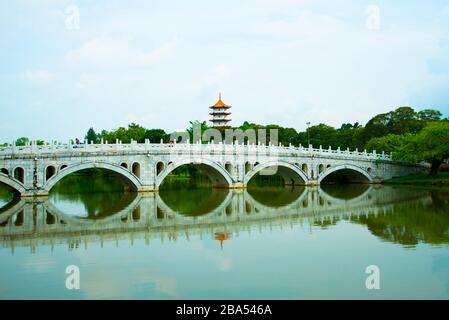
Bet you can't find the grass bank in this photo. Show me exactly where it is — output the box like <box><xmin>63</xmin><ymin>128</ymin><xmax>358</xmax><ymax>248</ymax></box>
<box><xmin>383</xmin><ymin>172</ymin><xmax>449</xmax><ymax>187</ymax></box>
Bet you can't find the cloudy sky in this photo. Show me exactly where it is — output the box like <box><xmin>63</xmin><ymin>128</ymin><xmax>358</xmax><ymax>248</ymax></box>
<box><xmin>1</xmin><ymin>0</ymin><xmax>449</xmax><ymax>142</ymax></box>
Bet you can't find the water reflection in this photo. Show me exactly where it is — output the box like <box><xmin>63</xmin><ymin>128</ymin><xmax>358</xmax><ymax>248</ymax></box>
<box><xmin>49</xmin><ymin>171</ymin><xmax>138</xmax><ymax>219</ymax></box>
<box><xmin>247</xmin><ymin>186</ymin><xmax>305</xmax><ymax>207</ymax></box>
<box><xmin>0</xmin><ymin>183</ymin><xmax>14</xmax><ymax>209</ymax></box>
<box><xmin>320</xmin><ymin>184</ymin><xmax>370</xmax><ymax>200</ymax></box>
<box><xmin>158</xmin><ymin>188</ymin><xmax>229</xmax><ymax>217</ymax></box>
<box><xmin>1</xmin><ymin>184</ymin><xmax>449</xmax><ymax>249</ymax></box>
<box><xmin>352</xmin><ymin>189</ymin><xmax>449</xmax><ymax>246</ymax></box>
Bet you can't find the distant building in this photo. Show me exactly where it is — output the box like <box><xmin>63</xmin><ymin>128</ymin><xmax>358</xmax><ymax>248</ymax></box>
<box><xmin>209</xmin><ymin>93</ymin><xmax>232</xmax><ymax>128</ymax></box>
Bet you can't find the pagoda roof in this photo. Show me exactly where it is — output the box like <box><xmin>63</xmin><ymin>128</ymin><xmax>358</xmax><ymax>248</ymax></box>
<box><xmin>210</xmin><ymin>93</ymin><xmax>231</xmax><ymax>109</ymax></box>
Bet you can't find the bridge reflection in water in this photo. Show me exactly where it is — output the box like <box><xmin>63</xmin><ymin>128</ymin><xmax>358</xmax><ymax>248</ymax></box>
<box><xmin>1</xmin><ymin>185</ymin><xmax>446</xmax><ymax>252</ymax></box>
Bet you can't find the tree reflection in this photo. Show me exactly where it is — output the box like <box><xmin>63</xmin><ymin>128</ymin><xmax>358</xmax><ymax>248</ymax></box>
<box><xmin>49</xmin><ymin>169</ymin><xmax>137</xmax><ymax>219</ymax></box>
<box><xmin>0</xmin><ymin>183</ymin><xmax>14</xmax><ymax>209</ymax></box>
<box><xmin>159</xmin><ymin>188</ymin><xmax>229</xmax><ymax>217</ymax></box>
<box><xmin>247</xmin><ymin>186</ymin><xmax>305</xmax><ymax>208</ymax></box>
<box><xmin>353</xmin><ymin>189</ymin><xmax>449</xmax><ymax>246</ymax></box>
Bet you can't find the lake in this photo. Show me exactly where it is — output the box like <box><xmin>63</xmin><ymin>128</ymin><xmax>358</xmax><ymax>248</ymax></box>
<box><xmin>0</xmin><ymin>176</ymin><xmax>448</xmax><ymax>299</ymax></box>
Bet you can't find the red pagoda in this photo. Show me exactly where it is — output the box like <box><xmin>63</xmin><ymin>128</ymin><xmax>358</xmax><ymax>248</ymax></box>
<box><xmin>209</xmin><ymin>93</ymin><xmax>232</xmax><ymax>128</ymax></box>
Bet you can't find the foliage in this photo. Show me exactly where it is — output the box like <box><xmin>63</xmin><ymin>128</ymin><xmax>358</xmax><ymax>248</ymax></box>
<box><xmin>417</xmin><ymin>109</ymin><xmax>442</xmax><ymax>121</ymax></box>
<box><xmin>356</xmin><ymin>106</ymin><xmax>425</xmax><ymax>147</ymax></box>
<box><xmin>98</xmin><ymin>124</ymin><xmax>169</xmax><ymax>143</ymax></box>
<box><xmin>85</xmin><ymin>128</ymin><xmax>99</xmax><ymax>144</ymax></box>
<box><xmin>365</xmin><ymin>134</ymin><xmax>409</xmax><ymax>154</ymax></box>
<box><xmin>14</xmin><ymin>137</ymin><xmax>44</xmax><ymax>146</ymax></box>
<box><xmin>394</xmin><ymin>122</ymin><xmax>449</xmax><ymax>175</ymax></box>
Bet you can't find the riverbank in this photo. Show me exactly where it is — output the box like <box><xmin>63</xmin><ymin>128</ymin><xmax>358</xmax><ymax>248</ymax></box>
<box><xmin>383</xmin><ymin>172</ymin><xmax>449</xmax><ymax>187</ymax></box>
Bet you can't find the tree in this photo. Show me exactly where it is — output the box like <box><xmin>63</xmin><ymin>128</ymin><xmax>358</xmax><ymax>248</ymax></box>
<box><xmin>85</xmin><ymin>128</ymin><xmax>99</xmax><ymax>144</ymax></box>
<box><xmin>15</xmin><ymin>137</ymin><xmax>29</xmax><ymax>146</ymax></box>
<box><xmin>357</xmin><ymin>106</ymin><xmax>423</xmax><ymax>148</ymax></box>
<box><xmin>365</xmin><ymin>134</ymin><xmax>408</xmax><ymax>154</ymax></box>
<box><xmin>335</xmin><ymin>123</ymin><xmax>363</xmax><ymax>150</ymax></box>
<box><xmin>418</xmin><ymin>109</ymin><xmax>442</xmax><ymax>121</ymax></box>
<box><xmin>126</xmin><ymin>123</ymin><xmax>146</xmax><ymax>142</ymax></box>
<box><xmin>306</xmin><ymin>124</ymin><xmax>337</xmax><ymax>148</ymax></box>
<box><xmin>395</xmin><ymin>122</ymin><xmax>449</xmax><ymax>176</ymax></box>
<box><xmin>144</xmin><ymin>129</ymin><xmax>167</xmax><ymax>143</ymax></box>
<box><xmin>389</xmin><ymin>106</ymin><xmax>421</xmax><ymax>134</ymax></box>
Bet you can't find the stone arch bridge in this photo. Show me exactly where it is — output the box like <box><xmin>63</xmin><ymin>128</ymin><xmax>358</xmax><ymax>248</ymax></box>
<box><xmin>0</xmin><ymin>140</ymin><xmax>425</xmax><ymax>197</ymax></box>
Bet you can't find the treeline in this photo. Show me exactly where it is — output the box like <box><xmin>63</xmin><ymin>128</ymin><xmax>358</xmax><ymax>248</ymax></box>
<box><xmin>85</xmin><ymin>123</ymin><xmax>169</xmax><ymax>145</ymax></box>
<box><xmin>80</xmin><ymin>106</ymin><xmax>448</xmax><ymax>175</ymax></box>
<box><xmin>3</xmin><ymin>106</ymin><xmax>448</xmax><ymax>175</ymax></box>
<box><xmin>84</xmin><ymin>107</ymin><xmax>445</xmax><ymax>149</ymax></box>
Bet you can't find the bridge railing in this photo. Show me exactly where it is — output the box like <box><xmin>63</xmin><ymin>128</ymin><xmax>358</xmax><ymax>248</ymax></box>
<box><xmin>0</xmin><ymin>140</ymin><xmax>392</xmax><ymax>161</ymax></box>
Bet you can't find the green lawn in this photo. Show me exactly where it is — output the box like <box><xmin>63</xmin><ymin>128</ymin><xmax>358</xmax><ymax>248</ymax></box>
<box><xmin>383</xmin><ymin>172</ymin><xmax>449</xmax><ymax>186</ymax></box>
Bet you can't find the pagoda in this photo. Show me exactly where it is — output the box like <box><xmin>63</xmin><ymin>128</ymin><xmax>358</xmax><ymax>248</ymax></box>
<box><xmin>209</xmin><ymin>93</ymin><xmax>232</xmax><ymax>128</ymax></box>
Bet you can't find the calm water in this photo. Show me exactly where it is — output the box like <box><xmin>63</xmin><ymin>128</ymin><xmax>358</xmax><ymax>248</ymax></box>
<box><xmin>1</xmin><ymin>176</ymin><xmax>449</xmax><ymax>299</ymax></box>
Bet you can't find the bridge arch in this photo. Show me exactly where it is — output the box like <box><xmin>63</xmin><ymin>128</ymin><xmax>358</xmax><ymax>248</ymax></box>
<box><xmin>13</xmin><ymin>167</ymin><xmax>25</xmax><ymax>184</ymax></box>
<box><xmin>45</xmin><ymin>165</ymin><xmax>56</xmax><ymax>181</ymax></box>
<box><xmin>44</xmin><ymin>162</ymin><xmax>143</xmax><ymax>192</ymax></box>
<box><xmin>0</xmin><ymin>173</ymin><xmax>26</xmax><ymax>195</ymax></box>
<box><xmin>318</xmin><ymin>164</ymin><xmax>372</xmax><ymax>184</ymax></box>
<box><xmin>156</xmin><ymin>159</ymin><xmax>233</xmax><ymax>189</ymax></box>
<box><xmin>244</xmin><ymin>161</ymin><xmax>308</xmax><ymax>185</ymax></box>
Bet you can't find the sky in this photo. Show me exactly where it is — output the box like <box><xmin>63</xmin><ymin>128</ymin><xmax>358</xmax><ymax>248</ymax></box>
<box><xmin>1</xmin><ymin>0</ymin><xmax>449</xmax><ymax>142</ymax></box>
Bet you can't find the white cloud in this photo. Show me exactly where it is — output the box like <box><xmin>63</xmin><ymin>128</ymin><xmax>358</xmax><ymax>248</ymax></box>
<box><xmin>22</xmin><ymin>69</ymin><xmax>55</xmax><ymax>84</ymax></box>
<box><xmin>75</xmin><ymin>73</ymin><xmax>100</xmax><ymax>89</ymax></box>
<box><xmin>65</xmin><ymin>38</ymin><xmax>178</xmax><ymax>68</ymax></box>
<box><xmin>251</xmin><ymin>10</ymin><xmax>347</xmax><ymax>38</ymax></box>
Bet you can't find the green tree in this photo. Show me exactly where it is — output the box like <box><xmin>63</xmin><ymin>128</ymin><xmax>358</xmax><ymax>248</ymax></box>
<box><xmin>395</xmin><ymin>122</ymin><xmax>449</xmax><ymax>176</ymax></box>
<box><xmin>307</xmin><ymin>124</ymin><xmax>337</xmax><ymax>148</ymax></box>
<box><xmin>418</xmin><ymin>109</ymin><xmax>442</xmax><ymax>121</ymax></box>
<box><xmin>144</xmin><ymin>129</ymin><xmax>168</xmax><ymax>143</ymax></box>
<box><xmin>357</xmin><ymin>106</ymin><xmax>423</xmax><ymax>148</ymax></box>
<box><xmin>335</xmin><ymin>123</ymin><xmax>362</xmax><ymax>150</ymax></box>
<box><xmin>127</xmin><ymin>123</ymin><xmax>146</xmax><ymax>142</ymax></box>
<box><xmin>15</xmin><ymin>137</ymin><xmax>29</xmax><ymax>146</ymax></box>
<box><xmin>365</xmin><ymin>134</ymin><xmax>408</xmax><ymax>154</ymax></box>
<box><xmin>85</xmin><ymin>128</ymin><xmax>99</xmax><ymax>144</ymax></box>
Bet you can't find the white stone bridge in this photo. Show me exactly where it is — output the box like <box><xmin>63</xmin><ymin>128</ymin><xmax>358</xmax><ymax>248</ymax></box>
<box><xmin>0</xmin><ymin>140</ymin><xmax>425</xmax><ymax>197</ymax></box>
